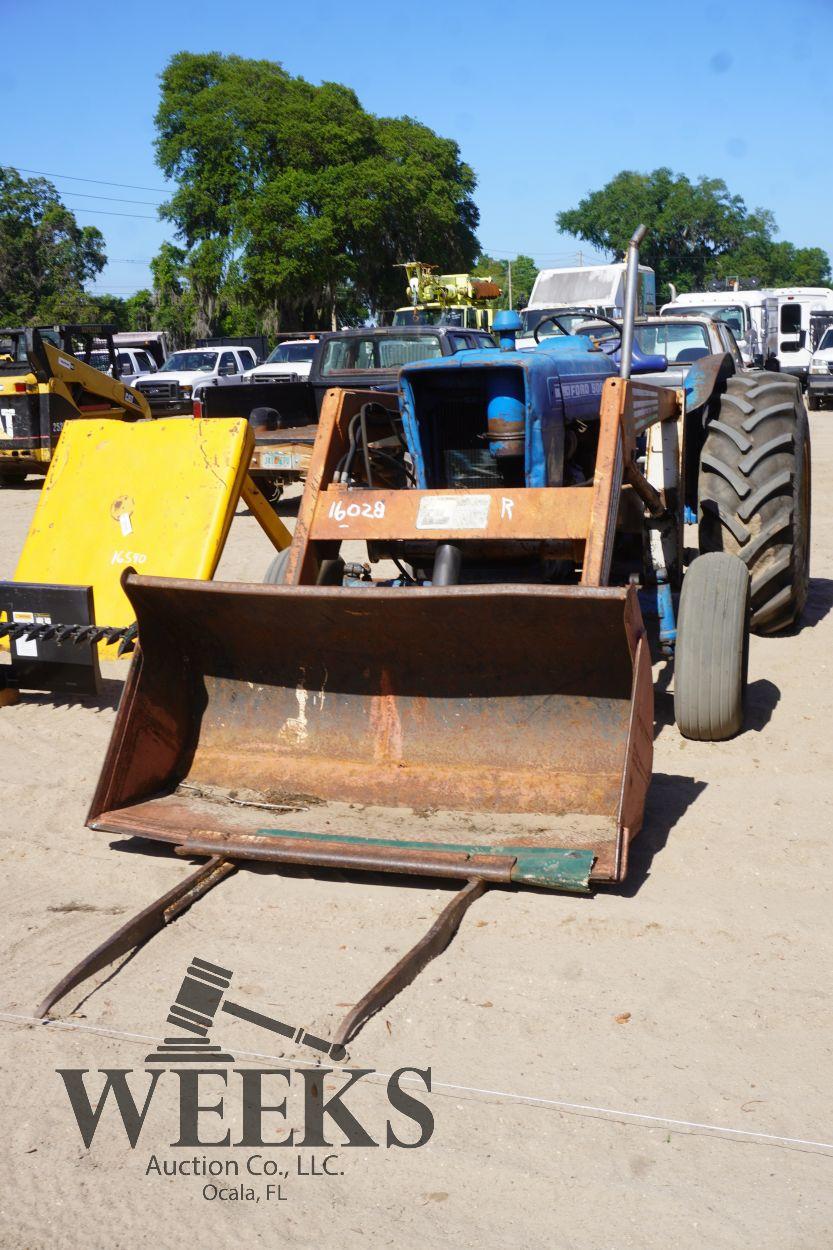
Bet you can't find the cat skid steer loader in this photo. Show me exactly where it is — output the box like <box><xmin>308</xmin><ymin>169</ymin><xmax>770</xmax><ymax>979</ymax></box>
<box><xmin>0</xmin><ymin>324</ymin><xmax>147</xmax><ymax>485</ymax></box>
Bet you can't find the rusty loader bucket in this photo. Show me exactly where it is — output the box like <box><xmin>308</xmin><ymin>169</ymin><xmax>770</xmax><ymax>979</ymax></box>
<box><xmin>88</xmin><ymin>573</ymin><xmax>653</xmax><ymax>891</ymax></box>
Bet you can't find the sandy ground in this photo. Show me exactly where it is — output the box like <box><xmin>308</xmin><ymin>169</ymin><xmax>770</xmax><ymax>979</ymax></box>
<box><xmin>1</xmin><ymin>419</ymin><xmax>832</xmax><ymax>1249</ymax></box>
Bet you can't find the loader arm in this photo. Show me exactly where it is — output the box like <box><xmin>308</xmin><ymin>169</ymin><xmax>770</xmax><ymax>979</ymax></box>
<box><xmin>28</xmin><ymin>329</ymin><xmax>151</xmax><ymax>420</ymax></box>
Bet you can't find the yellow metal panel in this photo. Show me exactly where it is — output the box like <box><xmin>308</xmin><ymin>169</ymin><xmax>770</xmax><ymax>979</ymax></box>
<box><xmin>12</xmin><ymin>417</ymin><xmax>254</xmax><ymax>659</ymax></box>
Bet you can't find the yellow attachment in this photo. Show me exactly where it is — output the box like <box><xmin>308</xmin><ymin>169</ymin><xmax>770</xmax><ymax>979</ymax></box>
<box><xmin>11</xmin><ymin>417</ymin><xmax>282</xmax><ymax>660</ymax></box>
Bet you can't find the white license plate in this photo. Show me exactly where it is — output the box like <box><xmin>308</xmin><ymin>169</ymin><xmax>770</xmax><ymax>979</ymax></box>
<box><xmin>261</xmin><ymin>451</ymin><xmax>297</xmax><ymax>470</ymax></box>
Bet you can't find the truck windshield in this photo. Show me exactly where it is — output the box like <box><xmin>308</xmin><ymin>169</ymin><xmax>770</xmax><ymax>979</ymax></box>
<box><xmin>392</xmin><ymin>308</ymin><xmax>465</xmax><ymax>327</ymax></box>
<box><xmin>519</xmin><ymin>309</ymin><xmax>598</xmax><ymax>337</ymax></box>
<box><xmin>635</xmin><ymin>322</ymin><xmax>710</xmax><ymax>363</ymax></box>
<box><xmin>161</xmin><ymin>351</ymin><xmax>218</xmax><ymax>372</ymax></box>
<box><xmin>320</xmin><ymin>335</ymin><xmax>443</xmax><ymax>373</ymax></box>
<box><xmin>818</xmin><ymin>328</ymin><xmax>833</xmax><ymax>351</ymax></box>
<box><xmin>265</xmin><ymin>342</ymin><xmax>317</xmax><ymax>364</ymax></box>
<box><xmin>666</xmin><ymin>305</ymin><xmax>747</xmax><ymax>339</ymax></box>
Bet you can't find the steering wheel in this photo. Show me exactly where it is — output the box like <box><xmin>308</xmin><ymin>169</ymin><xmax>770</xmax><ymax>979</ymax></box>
<box><xmin>533</xmin><ymin>312</ymin><xmax>623</xmax><ymax>355</ymax></box>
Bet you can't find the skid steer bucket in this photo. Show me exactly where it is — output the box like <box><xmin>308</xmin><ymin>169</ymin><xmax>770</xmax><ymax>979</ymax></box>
<box><xmin>88</xmin><ymin>573</ymin><xmax>653</xmax><ymax>889</ymax></box>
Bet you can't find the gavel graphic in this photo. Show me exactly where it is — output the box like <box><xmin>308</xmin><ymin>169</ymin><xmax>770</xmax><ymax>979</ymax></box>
<box><xmin>145</xmin><ymin>956</ymin><xmax>347</xmax><ymax>1065</ymax></box>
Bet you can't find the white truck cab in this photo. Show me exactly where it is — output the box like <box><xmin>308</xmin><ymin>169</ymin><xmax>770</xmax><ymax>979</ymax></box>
<box><xmin>660</xmin><ymin>290</ymin><xmax>777</xmax><ymax>368</ymax></box>
<box><xmin>244</xmin><ymin>338</ymin><xmax>319</xmax><ymax>383</ymax></box>
<box><xmin>517</xmin><ymin>262</ymin><xmax>656</xmax><ymax>350</ymax></box>
<box><xmin>134</xmin><ymin>345</ymin><xmax>257</xmax><ymax>414</ymax></box>
<box><xmin>771</xmin><ymin>288</ymin><xmax>833</xmax><ymax>383</ymax></box>
<box><xmin>661</xmin><ymin>286</ymin><xmax>833</xmax><ymax>380</ymax></box>
<box><xmin>76</xmin><ymin>345</ymin><xmax>158</xmax><ymax>385</ymax></box>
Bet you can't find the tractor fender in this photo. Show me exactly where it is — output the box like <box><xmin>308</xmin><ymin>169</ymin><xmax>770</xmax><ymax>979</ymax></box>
<box><xmin>684</xmin><ymin>351</ymin><xmax>736</xmax><ymax>417</ymax></box>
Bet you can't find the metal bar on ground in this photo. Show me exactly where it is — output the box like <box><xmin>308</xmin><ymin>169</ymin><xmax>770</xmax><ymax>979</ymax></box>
<box><xmin>35</xmin><ymin>856</ymin><xmax>236</xmax><ymax>1018</ymax></box>
<box><xmin>333</xmin><ymin>877</ymin><xmax>488</xmax><ymax>1051</ymax></box>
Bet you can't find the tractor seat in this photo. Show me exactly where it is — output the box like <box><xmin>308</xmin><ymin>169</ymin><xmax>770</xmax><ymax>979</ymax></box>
<box><xmin>674</xmin><ymin>347</ymin><xmax>709</xmax><ymax>363</ymax></box>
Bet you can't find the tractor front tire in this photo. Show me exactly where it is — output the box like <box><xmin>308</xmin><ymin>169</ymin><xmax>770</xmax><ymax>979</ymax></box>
<box><xmin>263</xmin><ymin>547</ymin><xmax>292</xmax><ymax>584</ymax></box>
<box><xmin>698</xmin><ymin>373</ymin><xmax>810</xmax><ymax>634</ymax></box>
<box><xmin>675</xmin><ymin>552</ymin><xmax>750</xmax><ymax>741</ymax></box>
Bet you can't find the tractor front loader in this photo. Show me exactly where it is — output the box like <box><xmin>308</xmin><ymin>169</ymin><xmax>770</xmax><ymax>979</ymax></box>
<box><xmin>0</xmin><ymin>324</ymin><xmax>148</xmax><ymax>485</ymax></box>
<box><xmin>37</xmin><ymin>229</ymin><xmax>811</xmax><ymax>1050</ymax></box>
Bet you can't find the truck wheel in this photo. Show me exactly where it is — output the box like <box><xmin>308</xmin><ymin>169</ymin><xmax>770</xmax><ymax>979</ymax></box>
<box><xmin>806</xmin><ymin>392</ymin><xmax>819</xmax><ymax>411</ymax></box>
<box><xmin>250</xmin><ymin>406</ymin><xmax>280</xmax><ymax>431</ymax></box>
<box><xmin>0</xmin><ymin>468</ymin><xmax>26</xmax><ymax>488</ymax></box>
<box><xmin>263</xmin><ymin>547</ymin><xmax>292</xmax><ymax>584</ymax></box>
<box><xmin>698</xmin><ymin>373</ymin><xmax>810</xmax><ymax>634</ymax></box>
<box><xmin>674</xmin><ymin>552</ymin><xmax>750</xmax><ymax>741</ymax></box>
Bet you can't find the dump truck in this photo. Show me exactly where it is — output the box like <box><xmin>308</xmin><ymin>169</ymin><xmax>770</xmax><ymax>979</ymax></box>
<box><xmin>0</xmin><ymin>325</ymin><xmax>149</xmax><ymax>486</ymax></box>
<box><xmin>36</xmin><ymin>228</ymin><xmax>811</xmax><ymax>1048</ymax></box>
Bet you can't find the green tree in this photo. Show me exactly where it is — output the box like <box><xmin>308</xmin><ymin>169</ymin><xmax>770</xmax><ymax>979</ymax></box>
<box><xmin>556</xmin><ymin>168</ymin><xmax>831</xmax><ymax>295</ymax></box>
<box><xmin>713</xmin><ymin>239</ymin><xmax>831</xmax><ymax>288</ymax></box>
<box><xmin>0</xmin><ymin>167</ymin><xmax>106</xmax><ymax>323</ymax></box>
<box><xmin>84</xmin><ymin>293</ymin><xmax>129</xmax><ymax>328</ymax></box>
<box><xmin>125</xmin><ymin>288</ymin><xmax>155</xmax><ymax>331</ymax></box>
<box><xmin>153</xmin><ymin>52</ymin><xmax>479</xmax><ymax>334</ymax></box>
<box><xmin>149</xmin><ymin>242</ymin><xmax>194</xmax><ymax>346</ymax></box>
<box><xmin>472</xmin><ymin>253</ymin><xmax>537</xmax><ymax>309</ymax></box>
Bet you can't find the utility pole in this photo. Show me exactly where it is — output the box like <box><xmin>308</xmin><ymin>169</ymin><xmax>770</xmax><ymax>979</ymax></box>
<box><xmin>507</xmin><ymin>260</ymin><xmax>513</xmax><ymax>309</ymax></box>
<box><xmin>577</xmin><ymin>250</ymin><xmax>584</xmax><ymax>266</ymax></box>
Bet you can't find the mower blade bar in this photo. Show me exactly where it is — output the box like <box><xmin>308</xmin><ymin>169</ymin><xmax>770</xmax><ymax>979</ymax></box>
<box><xmin>0</xmin><ymin>620</ymin><xmax>138</xmax><ymax>649</ymax></box>
<box><xmin>35</xmin><ymin>856</ymin><xmax>236</xmax><ymax>1018</ymax></box>
<box><xmin>333</xmin><ymin>877</ymin><xmax>487</xmax><ymax>1052</ymax></box>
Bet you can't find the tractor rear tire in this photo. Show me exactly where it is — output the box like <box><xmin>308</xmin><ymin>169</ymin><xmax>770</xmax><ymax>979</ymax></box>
<box><xmin>698</xmin><ymin>372</ymin><xmax>810</xmax><ymax>634</ymax></box>
<box><xmin>675</xmin><ymin>552</ymin><xmax>750</xmax><ymax>741</ymax></box>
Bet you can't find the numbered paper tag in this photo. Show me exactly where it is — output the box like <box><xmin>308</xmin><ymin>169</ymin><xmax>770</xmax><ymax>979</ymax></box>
<box><xmin>415</xmin><ymin>495</ymin><xmax>491</xmax><ymax>530</ymax></box>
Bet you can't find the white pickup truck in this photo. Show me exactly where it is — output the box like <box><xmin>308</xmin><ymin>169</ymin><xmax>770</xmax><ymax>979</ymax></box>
<box><xmin>76</xmin><ymin>345</ymin><xmax>159</xmax><ymax>386</ymax></box>
<box><xmin>133</xmin><ymin>344</ymin><xmax>257</xmax><ymax>414</ymax></box>
<box><xmin>243</xmin><ymin>338</ymin><xmax>319</xmax><ymax>383</ymax></box>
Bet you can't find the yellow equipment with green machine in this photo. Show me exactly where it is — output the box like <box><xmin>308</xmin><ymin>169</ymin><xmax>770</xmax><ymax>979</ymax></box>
<box><xmin>391</xmin><ymin>261</ymin><xmax>502</xmax><ymax>331</ymax></box>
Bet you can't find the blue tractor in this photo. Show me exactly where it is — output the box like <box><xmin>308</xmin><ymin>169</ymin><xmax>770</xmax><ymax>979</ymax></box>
<box><xmin>84</xmin><ymin>226</ymin><xmax>812</xmax><ymax>876</ymax></box>
<box><xmin>36</xmin><ymin>228</ymin><xmax>812</xmax><ymax>1040</ymax></box>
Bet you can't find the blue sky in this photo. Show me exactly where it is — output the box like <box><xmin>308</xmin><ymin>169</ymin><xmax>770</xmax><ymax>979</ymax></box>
<box><xmin>3</xmin><ymin>0</ymin><xmax>832</xmax><ymax>297</ymax></box>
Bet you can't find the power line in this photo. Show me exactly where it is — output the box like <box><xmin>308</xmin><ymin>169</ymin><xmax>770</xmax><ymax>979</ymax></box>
<box><xmin>61</xmin><ymin>190</ymin><xmax>162</xmax><ymax>207</ymax></box>
<box><xmin>73</xmin><ymin>207</ymin><xmax>160</xmax><ymax>221</ymax></box>
<box><xmin>483</xmin><ymin>246</ymin><xmax>607</xmax><ymax>260</ymax></box>
<box><xmin>4</xmin><ymin>164</ymin><xmax>169</xmax><ymax>194</ymax></box>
